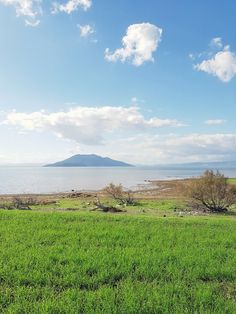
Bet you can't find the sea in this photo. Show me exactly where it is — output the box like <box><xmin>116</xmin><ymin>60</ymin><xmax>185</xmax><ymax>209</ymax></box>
<box><xmin>0</xmin><ymin>166</ymin><xmax>236</xmax><ymax>194</ymax></box>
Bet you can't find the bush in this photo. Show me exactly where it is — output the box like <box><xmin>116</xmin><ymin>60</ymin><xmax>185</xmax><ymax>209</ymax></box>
<box><xmin>187</xmin><ymin>170</ymin><xmax>236</xmax><ymax>212</ymax></box>
<box><xmin>12</xmin><ymin>197</ymin><xmax>32</xmax><ymax>210</ymax></box>
<box><xmin>103</xmin><ymin>183</ymin><xmax>136</xmax><ymax>206</ymax></box>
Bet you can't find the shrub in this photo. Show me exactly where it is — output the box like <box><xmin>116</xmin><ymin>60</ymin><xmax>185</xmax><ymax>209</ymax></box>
<box><xmin>103</xmin><ymin>183</ymin><xmax>135</xmax><ymax>206</ymax></box>
<box><xmin>12</xmin><ymin>197</ymin><xmax>32</xmax><ymax>210</ymax></box>
<box><xmin>187</xmin><ymin>170</ymin><xmax>236</xmax><ymax>212</ymax></box>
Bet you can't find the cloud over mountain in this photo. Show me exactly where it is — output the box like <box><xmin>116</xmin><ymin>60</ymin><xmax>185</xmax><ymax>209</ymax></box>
<box><xmin>5</xmin><ymin>106</ymin><xmax>182</xmax><ymax>145</ymax></box>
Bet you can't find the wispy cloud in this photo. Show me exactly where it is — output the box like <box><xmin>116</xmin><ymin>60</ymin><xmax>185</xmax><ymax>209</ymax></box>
<box><xmin>0</xmin><ymin>0</ymin><xmax>42</xmax><ymax>26</ymax></box>
<box><xmin>105</xmin><ymin>23</ymin><xmax>162</xmax><ymax>66</ymax></box>
<box><xmin>210</xmin><ymin>37</ymin><xmax>223</xmax><ymax>49</ymax></box>
<box><xmin>108</xmin><ymin>133</ymin><xmax>236</xmax><ymax>164</ymax></box>
<box><xmin>0</xmin><ymin>0</ymin><xmax>92</xmax><ymax>25</ymax></box>
<box><xmin>78</xmin><ymin>24</ymin><xmax>94</xmax><ymax>38</ymax></box>
<box><xmin>52</xmin><ymin>0</ymin><xmax>92</xmax><ymax>14</ymax></box>
<box><xmin>205</xmin><ymin>119</ymin><xmax>226</xmax><ymax>125</ymax></box>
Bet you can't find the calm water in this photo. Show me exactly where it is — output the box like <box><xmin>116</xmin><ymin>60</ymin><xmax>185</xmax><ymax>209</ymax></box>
<box><xmin>0</xmin><ymin>166</ymin><xmax>236</xmax><ymax>194</ymax></box>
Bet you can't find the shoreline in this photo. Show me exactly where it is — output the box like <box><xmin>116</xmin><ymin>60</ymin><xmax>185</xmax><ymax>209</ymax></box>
<box><xmin>0</xmin><ymin>176</ymin><xmax>235</xmax><ymax>198</ymax></box>
<box><xmin>0</xmin><ymin>178</ymin><xmax>191</xmax><ymax>198</ymax></box>
<box><xmin>1</xmin><ymin>166</ymin><xmax>236</xmax><ymax>195</ymax></box>
<box><xmin>0</xmin><ymin>179</ymin><xmax>171</xmax><ymax>195</ymax></box>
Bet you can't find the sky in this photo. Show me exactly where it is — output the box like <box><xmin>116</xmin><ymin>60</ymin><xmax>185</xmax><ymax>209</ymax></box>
<box><xmin>0</xmin><ymin>0</ymin><xmax>236</xmax><ymax>165</ymax></box>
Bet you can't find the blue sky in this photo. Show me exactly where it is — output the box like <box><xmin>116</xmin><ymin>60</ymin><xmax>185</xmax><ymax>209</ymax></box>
<box><xmin>0</xmin><ymin>0</ymin><xmax>236</xmax><ymax>164</ymax></box>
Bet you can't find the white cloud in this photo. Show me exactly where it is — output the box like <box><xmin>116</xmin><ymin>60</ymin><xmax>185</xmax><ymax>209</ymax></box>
<box><xmin>163</xmin><ymin>133</ymin><xmax>236</xmax><ymax>162</ymax></box>
<box><xmin>0</xmin><ymin>0</ymin><xmax>42</xmax><ymax>25</ymax></box>
<box><xmin>110</xmin><ymin>133</ymin><xmax>236</xmax><ymax>164</ymax></box>
<box><xmin>5</xmin><ymin>106</ymin><xmax>182</xmax><ymax>145</ymax></box>
<box><xmin>131</xmin><ymin>97</ymin><xmax>145</xmax><ymax>106</ymax></box>
<box><xmin>52</xmin><ymin>0</ymin><xmax>92</xmax><ymax>14</ymax></box>
<box><xmin>194</xmin><ymin>43</ymin><xmax>236</xmax><ymax>82</ymax></box>
<box><xmin>161</xmin><ymin>133</ymin><xmax>236</xmax><ymax>162</ymax></box>
<box><xmin>105</xmin><ymin>23</ymin><xmax>162</xmax><ymax>66</ymax></box>
<box><xmin>78</xmin><ymin>24</ymin><xmax>94</xmax><ymax>37</ymax></box>
<box><xmin>205</xmin><ymin>119</ymin><xmax>226</xmax><ymax>125</ymax></box>
<box><xmin>2</xmin><ymin>108</ymin><xmax>236</xmax><ymax>164</ymax></box>
<box><xmin>131</xmin><ymin>97</ymin><xmax>138</xmax><ymax>103</ymax></box>
<box><xmin>165</xmin><ymin>133</ymin><xmax>236</xmax><ymax>152</ymax></box>
<box><xmin>189</xmin><ymin>53</ymin><xmax>195</xmax><ymax>60</ymax></box>
<box><xmin>210</xmin><ymin>37</ymin><xmax>223</xmax><ymax>49</ymax></box>
<box><xmin>25</xmin><ymin>18</ymin><xmax>40</xmax><ymax>26</ymax></box>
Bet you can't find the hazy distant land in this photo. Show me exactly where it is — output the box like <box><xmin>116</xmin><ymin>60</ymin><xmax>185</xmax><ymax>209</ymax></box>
<box><xmin>45</xmin><ymin>154</ymin><xmax>133</xmax><ymax>167</ymax></box>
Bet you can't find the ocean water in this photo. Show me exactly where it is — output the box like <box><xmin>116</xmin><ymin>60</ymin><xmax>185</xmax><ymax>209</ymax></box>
<box><xmin>0</xmin><ymin>166</ymin><xmax>236</xmax><ymax>194</ymax></box>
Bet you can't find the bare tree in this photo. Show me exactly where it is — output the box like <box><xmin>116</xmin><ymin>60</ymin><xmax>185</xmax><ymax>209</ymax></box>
<box><xmin>187</xmin><ymin>170</ymin><xmax>236</xmax><ymax>212</ymax></box>
<box><xmin>103</xmin><ymin>183</ymin><xmax>135</xmax><ymax>206</ymax></box>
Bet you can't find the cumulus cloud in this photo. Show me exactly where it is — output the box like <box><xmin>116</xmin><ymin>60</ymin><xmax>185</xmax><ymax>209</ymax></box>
<box><xmin>3</xmin><ymin>107</ymin><xmax>236</xmax><ymax>164</ymax></box>
<box><xmin>52</xmin><ymin>0</ymin><xmax>92</xmax><ymax>14</ymax></box>
<box><xmin>194</xmin><ymin>42</ymin><xmax>236</xmax><ymax>82</ymax></box>
<box><xmin>5</xmin><ymin>106</ymin><xmax>182</xmax><ymax>145</ymax></box>
<box><xmin>205</xmin><ymin>119</ymin><xmax>226</xmax><ymax>125</ymax></box>
<box><xmin>105</xmin><ymin>23</ymin><xmax>162</xmax><ymax>66</ymax></box>
<box><xmin>0</xmin><ymin>0</ymin><xmax>42</xmax><ymax>25</ymax></box>
<box><xmin>78</xmin><ymin>24</ymin><xmax>94</xmax><ymax>37</ymax></box>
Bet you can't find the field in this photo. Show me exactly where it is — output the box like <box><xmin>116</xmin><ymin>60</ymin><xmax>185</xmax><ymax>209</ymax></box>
<box><xmin>0</xmin><ymin>209</ymin><xmax>236</xmax><ymax>313</ymax></box>
<box><xmin>227</xmin><ymin>178</ymin><xmax>236</xmax><ymax>185</ymax></box>
<box><xmin>0</xmin><ymin>179</ymin><xmax>236</xmax><ymax>313</ymax></box>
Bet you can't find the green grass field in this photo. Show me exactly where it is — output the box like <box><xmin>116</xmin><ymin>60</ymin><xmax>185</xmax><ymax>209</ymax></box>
<box><xmin>0</xmin><ymin>210</ymin><xmax>235</xmax><ymax>313</ymax></box>
<box><xmin>228</xmin><ymin>178</ymin><xmax>236</xmax><ymax>185</ymax></box>
<box><xmin>28</xmin><ymin>198</ymin><xmax>187</xmax><ymax>216</ymax></box>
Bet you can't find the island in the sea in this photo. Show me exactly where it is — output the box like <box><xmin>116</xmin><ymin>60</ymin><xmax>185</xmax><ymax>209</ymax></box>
<box><xmin>45</xmin><ymin>154</ymin><xmax>133</xmax><ymax>167</ymax></box>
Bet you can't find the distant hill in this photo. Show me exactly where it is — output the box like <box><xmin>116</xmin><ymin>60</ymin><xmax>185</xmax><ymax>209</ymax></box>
<box><xmin>45</xmin><ymin>154</ymin><xmax>133</xmax><ymax>167</ymax></box>
<box><xmin>153</xmin><ymin>160</ymin><xmax>236</xmax><ymax>169</ymax></box>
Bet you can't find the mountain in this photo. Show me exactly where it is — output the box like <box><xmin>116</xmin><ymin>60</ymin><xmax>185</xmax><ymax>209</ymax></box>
<box><xmin>45</xmin><ymin>154</ymin><xmax>133</xmax><ymax>167</ymax></box>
